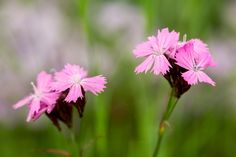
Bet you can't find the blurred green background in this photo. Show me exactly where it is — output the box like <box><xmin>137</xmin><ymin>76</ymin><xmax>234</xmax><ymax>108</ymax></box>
<box><xmin>1</xmin><ymin>0</ymin><xmax>236</xmax><ymax>157</ymax></box>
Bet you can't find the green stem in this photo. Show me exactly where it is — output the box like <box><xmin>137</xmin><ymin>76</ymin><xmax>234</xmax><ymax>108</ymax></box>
<box><xmin>70</xmin><ymin>129</ymin><xmax>79</xmax><ymax>157</ymax></box>
<box><xmin>69</xmin><ymin>117</ymin><xmax>82</xmax><ymax>157</ymax></box>
<box><xmin>152</xmin><ymin>88</ymin><xmax>179</xmax><ymax>157</ymax></box>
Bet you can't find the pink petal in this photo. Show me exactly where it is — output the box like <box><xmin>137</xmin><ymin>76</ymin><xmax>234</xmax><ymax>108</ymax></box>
<box><xmin>182</xmin><ymin>70</ymin><xmax>215</xmax><ymax>86</ymax></box>
<box><xmin>30</xmin><ymin>98</ymin><xmax>41</xmax><ymax>113</ymax></box>
<box><xmin>148</xmin><ymin>36</ymin><xmax>159</xmax><ymax>51</ymax></box>
<box><xmin>64</xmin><ymin>64</ymin><xmax>87</xmax><ymax>78</ymax></box>
<box><xmin>196</xmin><ymin>71</ymin><xmax>215</xmax><ymax>86</ymax></box>
<box><xmin>197</xmin><ymin>52</ymin><xmax>216</xmax><ymax>68</ymax></box>
<box><xmin>26</xmin><ymin>107</ymin><xmax>35</xmax><ymax>122</ymax></box>
<box><xmin>30</xmin><ymin>108</ymin><xmax>47</xmax><ymax>121</ymax></box>
<box><xmin>176</xmin><ymin>43</ymin><xmax>195</xmax><ymax>70</ymax></box>
<box><xmin>13</xmin><ymin>95</ymin><xmax>32</xmax><ymax>109</ymax></box>
<box><xmin>27</xmin><ymin>104</ymin><xmax>47</xmax><ymax>122</ymax></box>
<box><xmin>52</xmin><ymin>71</ymin><xmax>72</xmax><ymax>92</ymax></box>
<box><xmin>165</xmin><ymin>47</ymin><xmax>177</xmax><ymax>59</ymax></box>
<box><xmin>135</xmin><ymin>55</ymin><xmax>154</xmax><ymax>74</ymax></box>
<box><xmin>52</xmin><ymin>81</ymin><xmax>72</xmax><ymax>92</ymax></box>
<box><xmin>157</xmin><ymin>28</ymin><xmax>169</xmax><ymax>49</ymax></box>
<box><xmin>52</xmin><ymin>64</ymin><xmax>88</xmax><ymax>92</ymax></box>
<box><xmin>133</xmin><ymin>41</ymin><xmax>153</xmax><ymax>58</ymax></box>
<box><xmin>26</xmin><ymin>99</ymin><xmax>40</xmax><ymax>122</ymax></box>
<box><xmin>182</xmin><ymin>70</ymin><xmax>199</xmax><ymax>85</ymax></box>
<box><xmin>152</xmin><ymin>55</ymin><xmax>171</xmax><ymax>75</ymax></box>
<box><xmin>54</xmin><ymin>70</ymin><xmax>71</xmax><ymax>82</ymax></box>
<box><xmin>65</xmin><ymin>85</ymin><xmax>83</xmax><ymax>102</ymax></box>
<box><xmin>41</xmin><ymin>92</ymin><xmax>59</xmax><ymax>107</ymax></box>
<box><xmin>191</xmin><ymin>39</ymin><xmax>209</xmax><ymax>54</ymax></box>
<box><xmin>156</xmin><ymin>28</ymin><xmax>179</xmax><ymax>52</ymax></box>
<box><xmin>80</xmin><ymin>75</ymin><xmax>107</xmax><ymax>95</ymax></box>
<box><xmin>36</xmin><ymin>71</ymin><xmax>53</xmax><ymax>91</ymax></box>
<box><xmin>191</xmin><ymin>39</ymin><xmax>216</xmax><ymax>67</ymax></box>
<box><xmin>197</xmin><ymin>53</ymin><xmax>212</xmax><ymax>68</ymax></box>
<box><xmin>46</xmin><ymin>103</ymin><xmax>55</xmax><ymax>113</ymax></box>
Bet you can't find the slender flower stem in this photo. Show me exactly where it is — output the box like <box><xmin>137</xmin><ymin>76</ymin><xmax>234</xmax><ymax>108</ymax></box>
<box><xmin>70</xmin><ymin>130</ymin><xmax>79</xmax><ymax>157</ymax></box>
<box><xmin>68</xmin><ymin>117</ymin><xmax>81</xmax><ymax>157</ymax></box>
<box><xmin>152</xmin><ymin>88</ymin><xmax>179</xmax><ymax>157</ymax></box>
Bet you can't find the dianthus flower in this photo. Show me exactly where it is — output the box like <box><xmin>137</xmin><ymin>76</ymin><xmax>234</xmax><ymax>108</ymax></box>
<box><xmin>13</xmin><ymin>65</ymin><xmax>107</xmax><ymax>130</ymax></box>
<box><xmin>52</xmin><ymin>64</ymin><xmax>107</xmax><ymax>103</ymax></box>
<box><xmin>175</xmin><ymin>42</ymin><xmax>215</xmax><ymax>86</ymax></box>
<box><xmin>13</xmin><ymin>71</ymin><xmax>59</xmax><ymax>122</ymax></box>
<box><xmin>133</xmin><ymin>28</ymin><xmax>216</xmax><ymax>89</ymax></box>
<box><xmin>133</xmin><ymin>28</ymin><xmax>179</xmax><ymax>75</ymax></box>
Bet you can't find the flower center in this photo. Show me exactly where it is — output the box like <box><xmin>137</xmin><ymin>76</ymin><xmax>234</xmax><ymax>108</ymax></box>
<box><xmin>153</xmin><ymin>51</ymin><xmax>159</xmax><ymax>56</ymax></box>
<box><xmin>154</xmin><ymin>49</ymin><xmax>165</xmax><ymax>56</ymax></box>
<box><xmin>151</xmin><ymin>45</ymin><xmax>163</xmax><ymax>56</ymax></box>
<box><xmin>193</xmin><ymin>61</ymin><xmax>204</xmax><ymax>71</ymax></box>
<box><xmin>71</xmin><ymin>74</ymin><xmax>81</xmax><ymax>84</ymax></box>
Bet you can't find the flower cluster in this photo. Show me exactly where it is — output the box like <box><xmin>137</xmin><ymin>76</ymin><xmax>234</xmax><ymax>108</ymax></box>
<box><xmin>13</xmin><ymin>64</ymin><xmax>107</xmax><ymax>130</ymax></box>
<box><xmin>133</xmin><ymin>28</ymin><xmax>215</xmax><ymax>97</ymax></box>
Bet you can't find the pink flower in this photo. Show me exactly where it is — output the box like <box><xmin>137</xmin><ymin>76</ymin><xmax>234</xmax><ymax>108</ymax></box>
<box><xmin>13</xmin><ymin>71</ymin><xmax>59</xmax><ymax>122</ymax></box>
<box><xmin>133</xmin><ymin>28</ymin><xmax>179</xmax><ymax>75</ymax></box>
<box><xmin>175</xmin><ymin>43</ymin><xmax>215</xmax><ymax>86</ymax></box>
<box><xmin>52</xmin><ymin>64</ymin><xmax>107</xmax><ymax>103</ymax></box>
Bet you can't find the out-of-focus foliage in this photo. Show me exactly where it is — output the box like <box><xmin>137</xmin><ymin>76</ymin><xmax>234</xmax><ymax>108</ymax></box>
<box><xmin>138</xmin><ymin>0</ymin><xmax>223</xmax><ymax>37</ymax></box>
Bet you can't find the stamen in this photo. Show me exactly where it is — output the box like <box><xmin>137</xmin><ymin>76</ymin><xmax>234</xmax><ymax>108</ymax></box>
<box><xmin>183</xmin><ymin>34</ymin><xmax>187</xmax><ymax>42</ymax></box>
<box><xmin>30</xmin><ymin>82</ymin><xmax>37</xmax><ymax>92</ymax></box>
<box><xmin>31</xmin><ymin>82</ymin><xmax>41</xmax><ymax>98</ymax></box>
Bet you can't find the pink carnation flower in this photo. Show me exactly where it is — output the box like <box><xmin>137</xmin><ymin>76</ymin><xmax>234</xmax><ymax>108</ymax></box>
<box><xmin>52</xmin><ymin>64</ymin><xmax>107</xmax><ymax>103</ymax></box>
<box><xmin>175</xmin><ymin>43</ymin><xmax>215</xmax><ymax>86</ymax></box>
<box><xmin>133</xmin><ymin>28</ymin><xmax>179</xmax><ymax>75</ymax></box>
<box><xmin>13</xmin><ymin>71</ymin><xmax>59</xmax><ymax>122</ymax></box>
